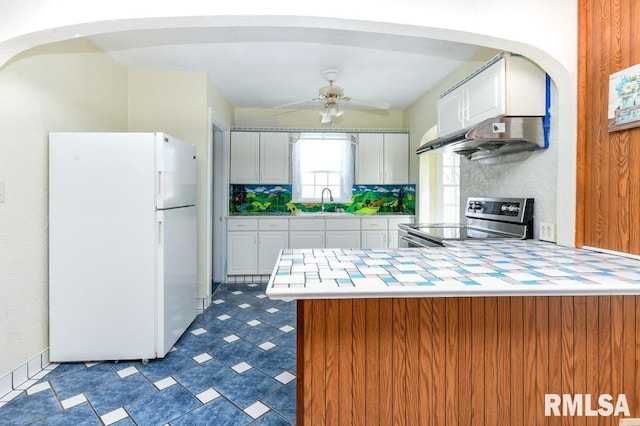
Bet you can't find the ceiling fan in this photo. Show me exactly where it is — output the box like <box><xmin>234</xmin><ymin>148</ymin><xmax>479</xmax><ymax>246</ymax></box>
<box><xmin>274</xmin><ymin>69</ymin><xmax>391</xmax><ymax>123</ymax></box>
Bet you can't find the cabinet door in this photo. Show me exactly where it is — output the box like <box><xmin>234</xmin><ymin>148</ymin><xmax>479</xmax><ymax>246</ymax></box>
<box><xmin>289</xmin><ymin>231</ymin><xmax>325</xmax><ymax>249</ymax></box>
<box><xmin>388</xmin><ymin>230</ymin><xmax>400</xmax><ymax>248</ymax></box>
<box><xmin>325</xmin><ymin>231</ymin><xmax>360</xmax><ymax>249</ymax></box>
<box><xmin>383</xmin><ymin>133</ymin><xmax>409</xmax><ymax>184</ymax></box>
<box><xmin>465</xmin><ymin>59</ymin><xmax>506</xmax><ymax>126</ymax></box>
<box><xmin>356</xmin><ymin>133</ymin><xmax>384</xmax><ymax>184</ymax></box>
<box><xmin>258</xmin><ymin>231</ymin><xmax>288</xmax><ymax>275</ymax></box>
<box><xmin>230</xmin><ymin>132</ymin><xmax>260</xmax><ymax>183</ymax></box>
<box><xmin>227</xmin><ymin>231</ymin><xmax>258</xmax><ymax>274</ymax></box>
<box><xmin>260</xmin><ymin>132</ymin><xmax>290</xmax><ymax>184</ymax></box>
<box><xmin>361</xmin><ymin>231</ymin><xmax>387</xmax><ymax>249</ymax></box>
<box><xmin>436</xmin><ymin>86</ymin><xmax>465</xmax><ymax>138</ymax></box>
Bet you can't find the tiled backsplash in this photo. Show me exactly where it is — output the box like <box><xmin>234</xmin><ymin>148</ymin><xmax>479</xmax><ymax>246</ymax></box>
<box><xmin>229</xmin><ymin>184</ymin><xmax>416</xmax><ymax>215</ymax></box>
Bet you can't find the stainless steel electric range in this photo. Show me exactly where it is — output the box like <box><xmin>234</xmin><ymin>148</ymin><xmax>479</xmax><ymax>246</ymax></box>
<box><xmin>398</xmin><ymin>197</ymin><xmax>534</xmax><ymax>248</ymax></box>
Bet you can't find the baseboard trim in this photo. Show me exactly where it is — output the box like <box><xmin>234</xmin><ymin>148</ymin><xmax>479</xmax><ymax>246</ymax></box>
<box><xmin>0</xmin><ymin>349</ymin><xmax>56</xmax><ymax>407</ymax></box>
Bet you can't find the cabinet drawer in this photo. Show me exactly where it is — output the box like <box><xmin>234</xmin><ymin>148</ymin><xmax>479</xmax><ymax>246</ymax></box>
<box><xmin>361</xmin><ymin>218</ymin><xmax>388</xmax><ymax>230</ymax></box>
<box><xmin>290</xmin><ymin>218</ymin><xmax>325</xmax><ymax>231</ymax></box>
<box><xmin>227</xmin><ymin>218</ymin><xmax>258</xmax><ymax>231</ymax></box>
<box><xmin>325</xmin><ymin>218</ymin><xmax>361</xmax><ymax>231</ymax></box>
<box><xmin>258</xmin><ymin>218</ymin><xmax>289</xmax><ymax>231</ymax></box>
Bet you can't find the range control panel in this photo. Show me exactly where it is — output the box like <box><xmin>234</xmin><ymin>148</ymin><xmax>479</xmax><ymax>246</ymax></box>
<box><xmin>465</xmin><ymin>197</ymin><xmax>534</xmax><ymax>224</ymax></box>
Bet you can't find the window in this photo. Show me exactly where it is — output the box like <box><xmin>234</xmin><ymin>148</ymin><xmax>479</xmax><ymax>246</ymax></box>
<box><xmin>441</xmin><ymin>151</ymin><xmax>460</xmax><ymax>221</ymax></box>
<box><xmin>292</xmin><ymin>133</ymin><xmax>354</xmax><ymax>203</ymax></box>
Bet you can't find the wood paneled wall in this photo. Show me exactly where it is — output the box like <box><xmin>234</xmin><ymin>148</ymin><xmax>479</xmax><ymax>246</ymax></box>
<box><xmin>578</xmin><ymin>0</ymin><xmax>640</xmax><ymax>253</ymax></box>
<box><xmin>297</xmin><ymin>296</ymin><xmax>640</xmax><ymax>425</ymax></box>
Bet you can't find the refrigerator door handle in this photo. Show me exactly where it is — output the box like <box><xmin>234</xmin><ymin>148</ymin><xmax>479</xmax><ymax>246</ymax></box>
<box><xmin>158</xmin><ymin>220</ymin><xmax>163</xmax><ymax>247</ymax></box>
<box><xmin>157</xmin><ymin>171</ymin><xmax>163</xmax><ymax>202</ymax></box>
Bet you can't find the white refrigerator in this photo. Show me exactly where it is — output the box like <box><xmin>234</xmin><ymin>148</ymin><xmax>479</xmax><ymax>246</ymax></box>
<box><xmin>49</xmin><ymin>132</ymin><xmax>197</xmax><ymax>362</ymax></box>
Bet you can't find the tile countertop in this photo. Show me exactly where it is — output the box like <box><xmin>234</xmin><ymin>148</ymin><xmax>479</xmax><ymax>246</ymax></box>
<box><xmin>265</xmin><ymin>239</ymin><xmax>640</xmax><ymax>299</ymax></box>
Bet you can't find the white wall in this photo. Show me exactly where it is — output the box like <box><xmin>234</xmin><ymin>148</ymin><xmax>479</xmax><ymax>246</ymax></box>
<box><xmin>127</xmin><ymin>70</ymin><xmax>234</xmax><ymax>300</ymax></box>
<box><xmin>0</xmin><ymin>38</ymin><xmax>128</xmax><ymax>377</ymax></box>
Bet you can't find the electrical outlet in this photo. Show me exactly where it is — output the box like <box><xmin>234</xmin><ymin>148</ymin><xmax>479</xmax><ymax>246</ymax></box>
<box><xmin>619</xmin><ymin>419</ymin><xmax>640</xmax><ymax>426</ymax></box>
<box><xmin>539</xmin><ymin>222</ymin><xmax>557</xmax><ymax>242</ymax></box>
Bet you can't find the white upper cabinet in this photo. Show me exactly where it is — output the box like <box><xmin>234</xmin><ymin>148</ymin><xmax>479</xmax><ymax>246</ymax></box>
<box><xmin>230</xmin><ymin>131</ymin><xmax>290</xmax><ymax>184</ymax></box>
<box><xmin>436</xmin><ymin>86</ymin><xmax>466</xmax><ymax>138</ymax></box>
<box><xmin>382</xmin><ymin>133</ymin><xmax>409</xmax><ymax>184</ymax></box>
<box><xmin>356</xmin><ymin>133</ymin><xmax>408</xmax><ymax>185</ymax></box>
<box><xmin>259</xmin><ymin>132</ymin><xmax>290</xmax><ymax>184</ymax></box>
<box><xmin>436</xmin><ymin>55</ymin><xmax>547</xmax><ymax>138</ymax></box>
<box><xmin>230</xmin><ymin>132</ymin><xmax>260</xmax><ymax>183</ymax></box>
<box><xmin>356</xmin><ymin>133</ymin><xmax>384</xmax><ymax>184</ymax></box>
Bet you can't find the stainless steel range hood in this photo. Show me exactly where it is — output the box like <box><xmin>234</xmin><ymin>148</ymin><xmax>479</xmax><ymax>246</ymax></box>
<box><xmin>415</xmin><ymin>116</ymin><xmax>547</xmax><ymax>161</ymax></box>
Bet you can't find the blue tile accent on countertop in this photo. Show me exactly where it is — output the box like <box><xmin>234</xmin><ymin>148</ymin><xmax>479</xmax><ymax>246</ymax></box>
<box><xmin>266</xmin><ymin>241</ymin><xmax>640</xmax><ymax>299</ymax></box>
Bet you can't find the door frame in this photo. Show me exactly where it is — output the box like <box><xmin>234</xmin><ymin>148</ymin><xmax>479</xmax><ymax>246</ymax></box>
<box><xmin>206</xmin><ymin>107</ymin><xmax>230</xmax><ymax>299</ymax></box>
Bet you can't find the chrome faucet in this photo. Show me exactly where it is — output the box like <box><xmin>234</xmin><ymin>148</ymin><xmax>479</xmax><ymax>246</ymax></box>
<box><xmin>320</xmin><ymin>187</ymin><xmax>334</xmax><ymax>213</ymax></box>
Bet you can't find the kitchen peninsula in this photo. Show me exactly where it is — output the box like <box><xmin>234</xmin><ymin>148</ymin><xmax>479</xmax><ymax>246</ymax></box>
<box><xmin>266</xmin><ymin>240</ymin><xmax>640</xmax><ymax>424</ymax></box>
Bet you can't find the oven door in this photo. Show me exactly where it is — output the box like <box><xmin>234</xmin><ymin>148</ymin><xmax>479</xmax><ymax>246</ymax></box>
<box><xmin>398</xmin><ymin>226</ymin><xmax>443</xmax><ymax>248</ymax></box>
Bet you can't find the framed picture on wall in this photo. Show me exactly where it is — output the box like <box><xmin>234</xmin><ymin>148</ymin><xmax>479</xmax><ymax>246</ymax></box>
<box><xmin>608</xmin><ymin>63</ymin><xmax>640</xmax><ymax>132</ymax></box>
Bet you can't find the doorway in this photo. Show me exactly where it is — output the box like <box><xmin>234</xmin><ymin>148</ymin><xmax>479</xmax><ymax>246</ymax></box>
<box><xmin>208</xmin><ymin>109</ymin><xmax>230</xmax><ymax>294</ymax></box>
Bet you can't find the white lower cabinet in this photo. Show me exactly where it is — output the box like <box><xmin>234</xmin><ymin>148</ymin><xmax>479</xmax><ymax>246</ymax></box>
<box><xmin>361</xmin><ymin>231</ymin><xmax>388</xmax><ymax>249</ymax></box>
<box><xmin>325</xmin><ymin>218</ymin><xmax>360</xmax><ymax>249</ymax></box>
<box><xmin>258</xmin><ymin>231</ymin><xmax>288</xmax><ymax>274</ymax></box>
<box><xmin>227</xmin><ymin>218</ymin><xmax>288</xmax><ymax>275</ymax></box>
<box><xmin>227</xmin><ymin>231</ymin><xmax>258</xmax><ymax>274</ymax></box>
<box><xmin>388</xmin><ymin>217</ymin><xmax>414</xmax><ymax>248</ymax></box>
<box><xmin>388</xmin><ymin>231</ymin><xmax>400</xmax><ymax>249</ymax></box>
<box><xmin>257</xmin><ymin>219</ymin><xmax>289</xmax><ymax>274</ymax></box>
<box><xmin>326</xmin><ymin>231</ymin><xmax>360</xmax><ymax>249</ymax></box>
<box><xmin>289</xmin><ymin>218</ymin><xmax>324</xmax><ymax>249</ymax></box>
<box><xmin>361</xmin><ymin>217</ymin><xmax>389</xmax><ymax>248</ymax></box>
<box><xmin>227</xmin><ymin>215</ymin><xmax>415</xmax><ymax>276</ymax></box>
<box><xmin>289</xmin><ymin>231</ymin><xmax>324</xmax><ymax>249</ymax></box>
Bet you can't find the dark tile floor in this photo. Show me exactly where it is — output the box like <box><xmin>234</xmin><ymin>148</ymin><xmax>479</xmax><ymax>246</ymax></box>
<box><xmin>0</xmin><ymin>283</ymin><xmax>296</xmax><ymax>425</ymax></box>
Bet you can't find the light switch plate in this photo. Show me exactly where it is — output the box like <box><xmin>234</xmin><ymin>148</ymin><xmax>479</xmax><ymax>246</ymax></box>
<box><xmin>0</xmin><ymin>182</ymin><xmax>5</xmax><ymax>203</ymax></box>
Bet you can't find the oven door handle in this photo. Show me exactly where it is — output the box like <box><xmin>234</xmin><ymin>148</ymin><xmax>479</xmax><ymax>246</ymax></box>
<box><xmin>401</xmin><ymin>235</ymin><xmax>433</xmax><ymax>248</ymax></box>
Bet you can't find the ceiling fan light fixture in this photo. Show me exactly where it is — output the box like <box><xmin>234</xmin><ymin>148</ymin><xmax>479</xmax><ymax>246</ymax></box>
<box><xmin>319</xmin><ymin>101</ymin><xmax>344</xmax><ymax>123</ymax></box>
<box><xmin>320</xmin><ymin>106</ymin><xmax>332</xmax><ymax>123</ymax></box>
<box><xmin>327</xmin><ymin>104</ymin><xmax>339</xmax><ymax>116</ymax></box>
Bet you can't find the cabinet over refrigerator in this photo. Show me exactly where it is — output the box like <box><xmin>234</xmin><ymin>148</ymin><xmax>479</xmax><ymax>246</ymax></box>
<box><xmin>49</xmin><ymin>132</ymin><xmax>197</xmax><ymax>362</ymax></box>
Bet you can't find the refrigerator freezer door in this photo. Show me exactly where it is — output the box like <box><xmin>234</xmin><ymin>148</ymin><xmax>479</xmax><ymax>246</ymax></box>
<box><xmin>156</xmin><ymin>133</ymin><xmax>197</xmax><ymax>209</ymax></box>
<box><xmin>156</xmin><ymin>206</ymin><xmax>197</xmax><ymax>356</ymax></box>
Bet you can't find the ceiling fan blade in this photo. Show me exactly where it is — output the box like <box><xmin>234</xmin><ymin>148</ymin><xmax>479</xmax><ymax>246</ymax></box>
<box><xmin>347</xmin><ymin>98</ymin><xmax>391</xmax><ymax>110</ymax></box>
<box><xmin>272</xmin><ymin>99</ymin><xmax>320</xmax><ymax>109</ymax></box>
